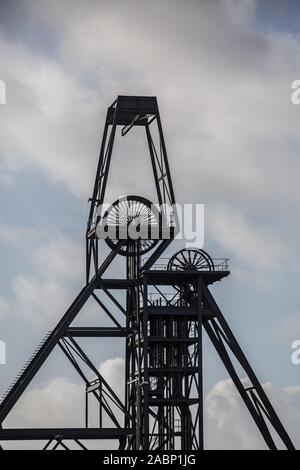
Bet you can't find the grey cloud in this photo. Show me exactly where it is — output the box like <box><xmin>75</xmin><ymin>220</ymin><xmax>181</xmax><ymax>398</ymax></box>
<box><xmin>2</xmin><ymin>367</ymin><xmax>300</xmax><ymax>449</ymax></box>
<box><xmin>0</xmin><ymin>0</ymin><xmax>300</xmax><ymax>449</ymax></box>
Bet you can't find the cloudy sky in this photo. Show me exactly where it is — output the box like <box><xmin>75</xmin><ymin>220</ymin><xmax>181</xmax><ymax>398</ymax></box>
<box><xmin>0</xmin><ymin>0</ymin><xmax>300</xmax><ymax>449</ymax></box>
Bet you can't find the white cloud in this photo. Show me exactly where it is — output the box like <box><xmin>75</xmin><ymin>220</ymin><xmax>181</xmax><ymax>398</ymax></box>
<box><xmin>208</xmin><ymin>206</ymin><xmax>287</xmax><ymax>271</ymax></box>
<box><xmin>0</xmin><ymin>34</ymin><xmax>99</xmax><ymax>197</ymax></box>
<box><xmin>0</xmin><ymin>222</ymin><xmax>40</xmax><ymax>247</ymax></box>
<box><xmin>1</xmin><ymin>0</ymin><xmax>300</xmax><ymax>269</ymax></box>
<box><xmin>2</xmin><ymin>365</ymin><xmax>299</xmax><ymax>449</ymax></box>
<box><xmin>1</xmin><ymin>0</ymin><xmax>300</xmax><ymax>209</ymax></box>
<box><xmin>99</xmin><ymin>357</ymin><xmax>125</xmax><ymax>400</ymax></box>
<box><xmin>32</xmin><ymin>235</ymin><xmax>83</xmax><ymax>281</ymax></box>
<box><xmin>3</xmin><ymin>357</ymin><xmax>126</xmax><ymax>449</ymax></box>
<box><xmin>4</xmin><ymin>358</ymin><xmax>125</xmax><ymax>430</ymax></box>
<box><xmin>0</xmin><ymin>296</ymin><xmax>10</xmax><ymax>318</ymax></box>
<box><xmin>205</xmin><ymin>379</ymin><xmax>300</xmax><ymax>449</ymax></box>
<box><xmin>275</xmin><ymin>311</ymin><xmax>300</xmax><ymax>340</ymax></box>
<box><xmin>0</xmin><ymin>0</ymin><xmax>300</xmax><ymax>449</ymax></box>
<box><xmin>6</xmin><ymin>377</ymin><xmax>84</xmax><ymax>428</ymax></box>
<box><xmin>0</xmin><ymin>222</ymin><xmax>83</xmax><ymax>325</ymax></box>
<box><xmin>12</xmin><ymin>273</ymin><xmax>70</xmax><ymax>327</ymax></box>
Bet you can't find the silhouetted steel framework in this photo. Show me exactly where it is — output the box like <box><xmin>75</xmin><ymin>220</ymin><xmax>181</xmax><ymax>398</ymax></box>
<box><xmin>0</xmin><ymin>96</ymin><xmax>295</xmax><ymax>450</ymax></box>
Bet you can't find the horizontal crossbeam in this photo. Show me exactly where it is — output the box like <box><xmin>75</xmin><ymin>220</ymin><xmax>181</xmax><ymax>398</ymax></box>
<box><xmin>0</xmin><ymin>428</ymin><xmax>133</xmax><ymax>440</ymax></box>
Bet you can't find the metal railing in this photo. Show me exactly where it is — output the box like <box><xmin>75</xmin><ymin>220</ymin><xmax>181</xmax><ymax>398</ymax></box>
<box><xmin>142</xmin><ymin>257</ymin><xmax>229</xmax><ymax>272</ymax></box>
<box><xmin>146</xmin><ymin>292</ymin><xmax>181</xmax><ymax>307</ymax></box>
<box><xmin>0</xmin><ymin>330</ymin><xmax>52</xmax><ymax>403</ymax></box>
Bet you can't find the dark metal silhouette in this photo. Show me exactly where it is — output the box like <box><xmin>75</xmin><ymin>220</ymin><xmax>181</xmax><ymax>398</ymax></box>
<box><xmin>0</xmin><ymin>96</ymin><xmax>294</xmax><ymax>450</ymax></box>
<box><xmin>103</xmin><ymin>195</ymin><xmax>160</xmax><ymax>256</ymax></box>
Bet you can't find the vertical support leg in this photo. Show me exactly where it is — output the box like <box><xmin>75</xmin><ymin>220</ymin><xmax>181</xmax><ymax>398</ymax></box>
<box><xmin>85</xmin><ymin>389</ymin><xmax>88</xmax><ymax>428</ymax></box>
<box><xmin>142</xmin><ymin>275</ymin><xmax>150</xmax><ymax>449</ymax></box>
<box><xmin>197</xmin><ymin>278</ymin><xmax>204</xmax><ymax>450</ymax></box>
<box><xmin>201</xmin><ymin>281</ymin><xmax>295</xmax><ymax>450</ymax></box>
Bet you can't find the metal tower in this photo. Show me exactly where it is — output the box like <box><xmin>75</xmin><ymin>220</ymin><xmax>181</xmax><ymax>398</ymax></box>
<box><xmin>0</xmin><ymin>96</ymin><xmax>295</xmax><ymax>450</ymax></box>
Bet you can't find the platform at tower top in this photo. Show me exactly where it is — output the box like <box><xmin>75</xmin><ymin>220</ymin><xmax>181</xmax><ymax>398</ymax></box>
<box><xmin>142</xmin><ymin>268</ymin><xmax>230</xmax><ymax>286</ymax></box>
<box><xmin>107</xmin><ymin>95</ymin><xmax>158</xmax><ymax>126</ymax></box>
<box><xmin>140</xmin><ymin>256</ymin><xmax>230</xmax><ymax>285</ymax></box>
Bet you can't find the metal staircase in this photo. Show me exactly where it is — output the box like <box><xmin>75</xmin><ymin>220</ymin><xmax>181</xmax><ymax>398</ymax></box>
<box><xmin>1</xmin><ymin>330</ymin><xmax>52</xmax><ymax>403</ymax></box>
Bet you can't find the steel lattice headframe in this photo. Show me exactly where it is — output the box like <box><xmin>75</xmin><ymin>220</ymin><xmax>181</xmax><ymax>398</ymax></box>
<box><xmin>0</xmin><ymin>96</ymin><xmax>295</xmax><ymax>450</ymax></box>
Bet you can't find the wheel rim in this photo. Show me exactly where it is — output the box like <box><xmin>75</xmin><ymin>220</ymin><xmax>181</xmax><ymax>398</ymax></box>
<box><xmin>102</xmin><ymin>196</ymin><xmax>159</xmax><ymax>256</ymax></box>
<box><xmin>167</xmin><ymin>249</ymin><xmax>214</xmax><ymax>271</ymax></box>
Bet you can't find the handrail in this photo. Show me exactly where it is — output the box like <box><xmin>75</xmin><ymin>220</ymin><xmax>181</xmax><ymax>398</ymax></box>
<box><xmin>142</xmin><ymin>257</ymin><xmax>229</xmax><ymax>271</ymax></box>
<box><xmin>0</xmin><ymin>330</ymin><xmax>52</xmax><ymax>402</ymax></box>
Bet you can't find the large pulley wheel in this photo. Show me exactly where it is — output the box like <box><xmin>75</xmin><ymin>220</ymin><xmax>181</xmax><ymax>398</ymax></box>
<box><xmin>102</xmin><ymin>195</ymin><xmax>159</xmax><ymax>257</ymax></box>
<box><xmin>167</xmin><ymin>248</ymin><xmax>214</xmax><ymax>272</ymax></box>
<box><xmin>167</xmin><ymin>249</ymin><xmax>214</xmax><ymax>306</ymax></box>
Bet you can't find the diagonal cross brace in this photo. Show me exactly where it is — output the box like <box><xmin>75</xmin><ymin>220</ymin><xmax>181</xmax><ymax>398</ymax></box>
<box><xmin>201</xmin><ymin>281</ymin><xmax>295</xmax><ymax>450</ymax></box>
<box><xmin>0</xmin><ymin>244</ymin><xmax>124</xmax><ymax>424</ymax></box>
